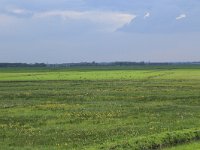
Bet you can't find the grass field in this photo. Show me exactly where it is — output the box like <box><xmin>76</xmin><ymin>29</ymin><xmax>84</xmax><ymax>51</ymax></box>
<box><xmin>0</xmin><ymin>66</ymin><xmax>200</xmax><ymax>149</ymax></box>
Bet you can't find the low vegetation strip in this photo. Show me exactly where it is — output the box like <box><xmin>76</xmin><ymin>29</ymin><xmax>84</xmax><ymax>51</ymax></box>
<box><xmin>101</xmin><ymin>128</ymin><xmax>200</xmax><ymax>150</ymax></box>
<box><xmin>164</xmin><ymin>141</ymin><xmax>200</xmax><ymax>150</ymax></box>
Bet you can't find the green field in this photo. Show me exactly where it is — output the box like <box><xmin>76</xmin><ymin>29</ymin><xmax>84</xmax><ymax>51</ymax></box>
<box><xmin>0</xmin><ymin>66</ymin><xmax>200</xmax><ymax>149</ymax></box>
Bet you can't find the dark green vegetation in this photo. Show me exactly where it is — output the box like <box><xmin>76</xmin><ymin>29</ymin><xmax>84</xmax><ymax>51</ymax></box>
<box><xmin>0</xmin><ymin>66</ymin><xmax>200</xmax><ymax>149</ymax></box>
<box><xmin>165</xmin><ymin>141</ymin><xmax>200</xmax><ymax>150</ymax></box>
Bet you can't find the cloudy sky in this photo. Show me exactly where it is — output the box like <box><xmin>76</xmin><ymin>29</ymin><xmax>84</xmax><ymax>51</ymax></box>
<box><xmin>0</xmin><ymin>0</ymin><xmax>200</xmax><ymax>63</ymax></box>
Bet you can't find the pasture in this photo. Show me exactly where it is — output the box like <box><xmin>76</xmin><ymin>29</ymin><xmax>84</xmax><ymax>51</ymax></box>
<box><xmin>0</xmin><ymin>65</ymin><xmax>200</xmax><ymax>149</ymax></box>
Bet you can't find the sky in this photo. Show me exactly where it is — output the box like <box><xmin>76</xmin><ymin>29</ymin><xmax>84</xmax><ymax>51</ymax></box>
<box><xmin>0</xmin><ymin>0</ymin><xmax>200</xmax><ymax>63</ymax></box>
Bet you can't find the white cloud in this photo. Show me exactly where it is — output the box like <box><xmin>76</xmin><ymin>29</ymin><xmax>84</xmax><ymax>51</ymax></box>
<box><xmin>6</xmin><ymin>7</ymin><xmax>33</xmax><ymax>16</ymax></box>
<box><xmin>33</xmin><ymin>10</ymin><xmax>135</xmax><ymax>31</ymax></box>
<box><xmin>5</xmin><ymin>6</ymin><xmax>32</xmax><ymax>15</ymax></box>
<box><xmin>144</xmin><ymin>12</ymin><xmax>150</xmax><ymax>19</ymax></box>
<box><xmin>176</xmin><ymin>14</ymin><xmax>186</xmax><ymax>20</ymax></box>
<box><xmin>11</xmin><ymin>9</ymin><xmax>28</xmax><ymax>15</ymax></box>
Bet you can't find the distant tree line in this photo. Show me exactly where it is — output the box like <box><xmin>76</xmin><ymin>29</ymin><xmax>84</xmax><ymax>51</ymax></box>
<box><xmin>0</xmin><ymin>62</ymin><xmax>200</xmax><ymax>68</ymax></box>
<box><xmin>47</xmin><ymin>61</ymin><xmax>200</xmax><ymax>67</ymax></box>
<box><xmin>0</xmin><ymin>63</ymin><xmax>46</xmax><ymax>67</ymax></box>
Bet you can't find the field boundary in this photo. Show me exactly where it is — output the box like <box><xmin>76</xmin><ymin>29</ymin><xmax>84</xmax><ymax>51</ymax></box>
<box><xmin>100</xmin><ymin>128</ymin><xmax>200</xmax><ymax>150</ymax></box>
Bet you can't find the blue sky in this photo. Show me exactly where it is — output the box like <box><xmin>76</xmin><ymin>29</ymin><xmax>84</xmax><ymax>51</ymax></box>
<box><xmin>0</xmin><ymin>0</ymin><xmax>200</xmax><ymax>63</ymax></box>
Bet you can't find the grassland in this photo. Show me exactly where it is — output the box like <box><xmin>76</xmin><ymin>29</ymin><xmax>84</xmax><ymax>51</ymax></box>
<box><xmin>0</xmin><ymin>65</ymin><xmax>200</xmax><ymax>149</ymax></box>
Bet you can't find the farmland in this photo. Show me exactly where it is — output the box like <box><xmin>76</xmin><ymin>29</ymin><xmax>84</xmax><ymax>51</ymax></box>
<box><xmin>0</xmin><ymin>65</ymin><xmax>200</xmax><ymax>149</ymax></box>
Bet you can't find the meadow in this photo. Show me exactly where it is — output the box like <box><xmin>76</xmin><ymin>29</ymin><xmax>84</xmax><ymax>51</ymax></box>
<box><xmin>0</xmin><ymin>65</ymin><xmax>200</xmax><ymax>149</ymax></box>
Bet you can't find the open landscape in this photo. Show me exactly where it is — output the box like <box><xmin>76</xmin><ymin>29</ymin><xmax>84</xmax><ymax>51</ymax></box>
<box><xmin>1</xmin><ymin>0</ymin><xmax>200</xmax><ymax>149</ymax></box>
<box><xmin>0</xmin><ymin>65</ymin><xmax>200</xmax><ymax>149</ymax></box>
